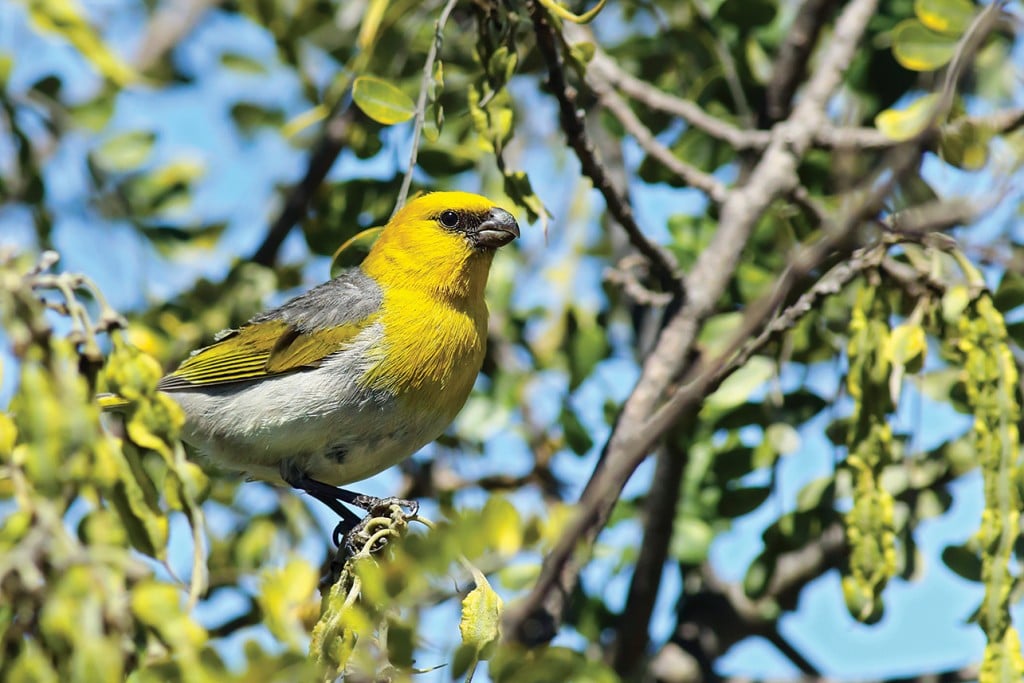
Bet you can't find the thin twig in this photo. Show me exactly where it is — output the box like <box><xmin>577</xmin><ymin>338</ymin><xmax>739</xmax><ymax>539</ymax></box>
<box><xmin>251</xmin><ymin>108</ymin><xmax>356</xmax><ymax>266</ymax></box>
<box><xmin>529</xmin><ymin>2</ymin><xmax>681</xmax><ymax>295</ymax></box>
<box><xmin>393</xmin><ymin>0</ymin><xmax>460</xmax><ymax>214</ymax></box>
<box><xmin>580</xmin><ymin>30</ymin><xmax>1024</xmax><ymax>152</ymax></box>
<box><xmin>586</xmin><ymin>71</ymin><xmax>727</xmax><ymax>202</ymax></box>
<box><xmin>578</xmin><ymin>39</ymin><xmax>766</xmax><ymax>150</ymax></box>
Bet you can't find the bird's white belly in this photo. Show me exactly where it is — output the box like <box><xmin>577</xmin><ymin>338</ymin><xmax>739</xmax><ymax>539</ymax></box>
<box><xmin>165</xmin><ymin>341</ymin><xmax>449</xmax><ymax>486</ymax></box>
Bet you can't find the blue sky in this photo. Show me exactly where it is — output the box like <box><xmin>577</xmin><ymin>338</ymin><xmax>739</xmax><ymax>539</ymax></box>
<box><xmin>2</xmin><ymin>1</ymin><xmax>1021</xmax><ymax>679</ymax></box>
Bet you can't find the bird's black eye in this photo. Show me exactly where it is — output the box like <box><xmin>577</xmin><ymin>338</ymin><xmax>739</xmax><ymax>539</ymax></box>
<box><xmin>439</xmin><ymin>210</ymin><xmax>460</xmax><ymax>229</ymax></box>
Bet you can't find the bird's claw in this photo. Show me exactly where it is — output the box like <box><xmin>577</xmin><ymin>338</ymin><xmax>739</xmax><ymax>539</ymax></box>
<box><xmin>352</xmin><ymin>495</ymin><xmax>419</xmax><ymax>519</ymax></box>
<box><xmin>330</xmin><ymin>496</ymin><xmax>419</xmax><ymax>556</ymax></box>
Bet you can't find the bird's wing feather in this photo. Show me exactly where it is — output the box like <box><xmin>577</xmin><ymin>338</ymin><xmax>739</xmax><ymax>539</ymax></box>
<box><xmin>158</xmin><ymin>270</ymin><xmax>382</xmax><ymax>390</ymax></box>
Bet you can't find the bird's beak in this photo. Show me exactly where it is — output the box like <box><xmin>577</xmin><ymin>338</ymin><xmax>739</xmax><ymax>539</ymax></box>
<box><xmin>471</xmin><ymin>207</ymin><xmax>520</xmax><ymax>249</ymax></box>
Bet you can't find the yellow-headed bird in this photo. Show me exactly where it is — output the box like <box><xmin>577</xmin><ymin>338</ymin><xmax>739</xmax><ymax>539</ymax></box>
<box><xmin>140</xmin><ymin>192</ymin><xmax>519</xmax><ymax>544</ymax></box>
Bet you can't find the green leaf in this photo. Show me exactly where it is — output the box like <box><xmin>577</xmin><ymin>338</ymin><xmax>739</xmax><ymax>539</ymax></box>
<box><xmin>93</xmin><ymin>130</ymin><xmax>156</xmax><ymax>172</ymax></box>
<box><xmin>875</xmin><ymin>93</ymin><xmax>940</xmax><ymax>141</ymax></box>
<box><xmin>138</xmin><ymin>222</ymin><xmax>228</xmax><ymax>256</ymax></box>
<box><xmin>482</xmin><ymin>495</ymin><xmax>523</xmax><ymax>556</ymax></box>
<box><xmin>230</xmin><ymin>102</ymin><xmax>285</xmax><ymax>134</ymax></box>
<box><xmin>697</xmin><ymin>312</ymin><xmax>743</xmax><ymax>356</ymax></box>
<box><xmin>258</xmin><ymin>558</ymin><xmax>319</xmax><ymax>649</ymax></box>
<box><xmin>939</xmin><ymin>120</ymin><xmax>991</xmax><ymax>170</ymax></box>
<box><xmin>31</xmin><ymin>75</ymin><xmax>62</xmax><ymax>98</ymax></box>
<box><xmin>502</xmin><ymin>170</ymin><xmax>545</xmax><ymax>223</ymax></box>
<box><xmin>718</xmin><ymin>486</ymin><xmax>771</xmax><ymax>518</ymax></box>
<box><xmin>669</xmin><ymin>516</ymin><xmax>713</xmax><ymax>564</ymax></box>
<box><xmin>68</xmin><ymin>93</ymin><xmax>115</xmax><ymax>132</ymax></box>
<box><xmin>796</xmin><ymin>476</ymin><xmax>833</xmax><ymax>511</ymax></box>
<box><xmin>567</xmin><ymin>309</ymin><xmax>608</xmax><ymax>390</ymax></box>
<box><xmin>941</xmin><ymin>544</ymin><xmax>982</xmax><ymax>582</ymax></box>
<box><xmin>891</xmin><ymin>20</ymin><xmax>958</xmax><ymax>71</ymax></box>
<box><xmin>765</xmin><ymin>423</ymin><xmax>801</xmax><ymax>456</ymax></box>
<box><xmin>914</xmin><ymin>0</ymin><xmax>975</xmax><ymax>35</ymax></box>
<box><xmin>993</xmin><ymin>271</ymin><xmax>1024</xmax><ymax>312</ymax></box>
<box><xmin>122</xmin><ymin>159</ymin><xmax>205</xmax><ymax>216</ymax></box>
<box><xmin>418</xmin><ymin>144</ymin><xmax>479</xmax><ymax>176</ymax></box>
<box><xmin>703</xmin><ymin>356</ymin><xmax>775</xmax><ymax>414</ymax></box>
<box><xmin>743</xmin><ymin>555</ymin><xmax>772</xmax><ymax>599</ymax></box>
<box><xmin>745</xmin><ymin>36</ymin><xmax>773</xmax><ymax>84</ymax></box>
<box><xmin>352</xmin><ymin>76</ymin><xmax>415</xmax><ymax>125</ymax></box>
<box><xmin>219</xmin><ymin>52</ymin><xmax>266</xmax><ymax>74</ymax></box>
<box><xmin>718</xmin><ymin>0</ymin><xmax>776</xmax><ymax>27</ymax></box>
<box><xmin>561</xmin><ymin>402</ymin><xmax>594</xmax><ymax>455</ymax></box>
<box><xmin>385</xmin><ymin>617</ymin><xmax>415</xmax><ymax>668</ymax></box>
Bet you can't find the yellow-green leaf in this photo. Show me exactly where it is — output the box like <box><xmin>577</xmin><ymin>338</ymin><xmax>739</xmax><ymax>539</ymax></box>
<box><xmin>569</xmin><ymin>41</ymin><xmax>595</xmax><ymax>66</ymax></box>
<box><xmin>892</xmin><ymin>19</ymin><xmax>958</xmax><ymax>71</ymax></box>
<box><xmin>942</xmin><ymin>284</ymin><xmax>972</xmax><ymax>323</ymax></box>
<box><xmin>0</xmin><ymin>53</ymin><xmax>13</xmax><ymax>84</ymax></box>
<box><xmin>482</xmin><ymin>495</ymin><xmax>523</xmax><ymax>556</ymax></box>
<box><xmin>25</xmin><ymin>0</ymin><xmax>137</xmax><ymax>85</ymax></box>
<box><xmin>357</xmin><ymin>0</ymin><xmax>389</xmax><ymax>49</ymax></box>
<box><xmin>940</xmin><ymin>120</ymin><xmax>991</xmax><ymax>170</ymax></box>
<box><xmin>352</xmin><ymin>76</ymin><xmax>415</xmax><ymax>125</ymax></box>
<box><xmin>0</xmin><ymin>411</ymin><xmax>16</xmax><ymax>458</ymax></box>
<box><xmin>460</xmin><ymin>568</ymin><xmax>503</xmax><ymax>657</ymax></box>
<box><xmin>282</xmin><ymin>104</ymin><xmax>329</xmax><ymax>139</ymax></box>
<box><xmin>914</xmin><ymin>0</ymin><xmax>975</xmax><ymax>35</ymax></box>
<box><xmin>889</xmin><ymin>323</ymin><xmax>927</xmax><ymax>367</ymax></box>
<box><xmin>93</xmin><ymin>130</ymin><xmax>156</xmax><ymax>172</ymax></box>
<box><xmin>875</xmin><ymin>93</ymin><xmax>940</xmax><ymax>141</ymax></box>
<box><xmin>258</xmin><ymin>558</ymin><xmax>319</xmax><ymax>650</ymax></box>
<box><xmin>703</xmin><ymin>356</ymin><xmax>775</xmax><ymax>413</ymax></box>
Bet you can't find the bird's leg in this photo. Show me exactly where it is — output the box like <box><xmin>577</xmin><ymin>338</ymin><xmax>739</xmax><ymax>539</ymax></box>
<box><xmin>279</xmin><ymin>464</ymin><xmax>362</xmax><ymax>545</ymax></box>
<box><xmin>279</xmin><ymin>462</ymin><xmax>419</xmax><ymax>547</ymax></box>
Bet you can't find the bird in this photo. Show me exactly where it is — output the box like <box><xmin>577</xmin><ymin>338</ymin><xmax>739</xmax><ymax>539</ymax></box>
<box><xmin>104</xmin><ymin>191</ymin><xmax>519</xmax><ymax>548</ymax></box>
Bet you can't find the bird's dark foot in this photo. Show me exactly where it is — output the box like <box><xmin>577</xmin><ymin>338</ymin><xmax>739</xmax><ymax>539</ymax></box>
<box><xmin>321</xmin><ymin>497</ymin><xmax>420</xmax><ymax>588</ymax></box>
<box><xmin>280</xmin><ymin>463</ymin><xmax>420</xmax><ymax>585</ymax></box>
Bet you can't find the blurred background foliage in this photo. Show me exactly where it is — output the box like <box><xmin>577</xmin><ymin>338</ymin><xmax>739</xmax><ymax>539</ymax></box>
<box><xmin>2</xmin><ymin>0</ymin><xmax>1024</xmax><ymax>681</ymax></box>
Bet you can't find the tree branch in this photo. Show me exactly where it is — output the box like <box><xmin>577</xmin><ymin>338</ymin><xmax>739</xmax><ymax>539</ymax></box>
<box><xmin>135</xmin><ymin>0</ymin><xmax>220</xmax><ymax>73</ymax></box>
<box><xmin>581</xmin><ymin>31</ymin><xmax>1024</xmax><ymax>152</ymax></box>
<box><xmin>529</xmin><ymin>2</ymin><xmax>681</xmax><ymax>294</ymax></box>
<box><xmin>762</xmin><ymin>0</ymin><xmax>842</xmax><ymax>124</ymax></box>
<box><xmin>585</xmin><ymin>69</ymin><xmax>728</xmax><ymax>202</ymax></box>
<box><xmin>250</xmin><ymin>108</ymin><xmax>356</xmax><ymax>267</ymax></box>
<box><xmin>608</xmin><ymin>178</ymin><xmax>987</xmax><ymax>679</ymax></box>
<box><xmin>504</xmin><ymin>0</ymin><xmax>881</xmax><ymax>645</ymax></box>
<box><xmin>609</xmin><ymin>442</ymin><xmax>687</xmax><ymax>676</ymax></box>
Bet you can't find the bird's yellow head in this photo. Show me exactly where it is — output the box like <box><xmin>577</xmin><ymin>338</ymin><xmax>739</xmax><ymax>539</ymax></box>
<box><xmin>361</xmin><ymin>191</ymin><xmax>519</xmax><ymax>302</ymax></box>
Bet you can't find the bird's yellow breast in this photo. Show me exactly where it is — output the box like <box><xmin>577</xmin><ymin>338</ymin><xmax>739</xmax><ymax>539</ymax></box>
<box><xmin>359</xmin><ymin>286</ymin><xmax>487</xmax><ymax>419</ymax></box>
